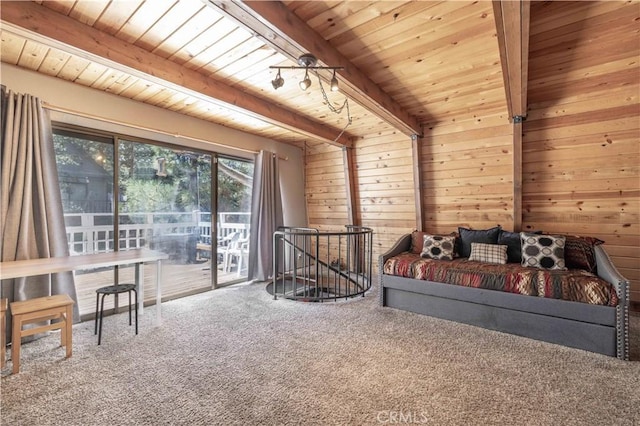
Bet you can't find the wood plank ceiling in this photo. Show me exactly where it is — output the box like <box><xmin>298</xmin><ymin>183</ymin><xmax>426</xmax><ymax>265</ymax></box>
<box><xmin>0</xmin><ymin>0</ymin><xmax>508</xmax><ymax>148</ymax></box>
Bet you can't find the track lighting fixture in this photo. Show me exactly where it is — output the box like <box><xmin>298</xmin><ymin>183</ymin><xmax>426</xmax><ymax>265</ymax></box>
<box><xmin>269</xmin><ymin>53</ymin><xmax>352</xmax><ymax>144</ymax></box>
<box><xmin>270</xmin><ymin>53</ymin><xmax>343</xmax><ymax>92</ymax></box>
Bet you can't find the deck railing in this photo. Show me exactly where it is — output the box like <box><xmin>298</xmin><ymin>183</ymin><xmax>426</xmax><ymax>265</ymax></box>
<box><xmin>272</xmin><ymin>226</ymin><xmax>373</xmax><ymax>302</ymax></box>
<box><xmin>64</xmin><ymin>211</ymin><xmax>250</xmax><ymax>256</ymax></box>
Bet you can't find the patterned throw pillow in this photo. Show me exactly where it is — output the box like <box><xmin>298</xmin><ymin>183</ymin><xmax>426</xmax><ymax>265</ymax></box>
<box><xmin>520</xmin><ymin>233</ymin><xmax>567</xmax><ymax>270</ymax></box>
<box><xmin>468</xmin><ymin>242</ymin><xmax>508</xmax><ymax>264</ymax></box>
<box><xmin>563</xmin><ymin>235</ymin><xmax>604</xmax><ymax>272</ymax></box>
<box><xmin>420</xmin><ymin>234</ymin><xmax>456</xmax><ymax>260</ymax></box>
<box><xmin>498</xmin><ymin>229</ymin><xmax>543</xmax><ymax>263</ymax></box>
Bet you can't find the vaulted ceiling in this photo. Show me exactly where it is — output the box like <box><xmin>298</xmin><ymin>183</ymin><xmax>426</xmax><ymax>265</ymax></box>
<box><xmin>1</xmin><ymin>1</ymin><xmax>527</xmax><ymax>148</ymax></box>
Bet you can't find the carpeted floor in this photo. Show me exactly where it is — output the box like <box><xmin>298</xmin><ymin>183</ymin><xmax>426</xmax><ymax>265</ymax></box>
<box><xmin>1</xmin><ymin>282</ymin><xmax>639</xmax><ymax>426</ymax></box>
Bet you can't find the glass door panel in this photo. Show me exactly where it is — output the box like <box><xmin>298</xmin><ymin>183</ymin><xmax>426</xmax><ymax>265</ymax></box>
<box><xmin>53</xmin><ymin>129</ymin><xmax>115</xmax><ymax>317</ymax></box>
<box><xmin>217</xmin><ymin>157</ymin><xmax>254</xmax><ymax>285</ymax></box>
<box><xmin>118</xmin><ymin>140</ymin><xmax>212</xmax><ymax>302</ymax></box>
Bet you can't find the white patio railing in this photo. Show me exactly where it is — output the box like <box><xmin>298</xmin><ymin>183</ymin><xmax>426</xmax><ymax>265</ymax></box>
<box><xmin>64</xmin><ymin>211</ymin><xmax>250</xmax><ymax>255</ymax></box>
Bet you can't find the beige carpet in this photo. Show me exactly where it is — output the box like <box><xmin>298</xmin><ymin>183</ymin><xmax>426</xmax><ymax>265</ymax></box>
<box><xmin>1</xmin><ymin>282</ymin><xmax>639</xmax><ymax>425</ymax></box>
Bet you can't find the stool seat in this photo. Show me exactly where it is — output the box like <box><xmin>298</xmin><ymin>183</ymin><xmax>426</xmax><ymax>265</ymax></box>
<box><xmin>10</xmin><ymin>294</ymin><xmax>74</xmax><ymax>374</ymax></box>
<box><xmin>95</xmin><ymin>283</ymin><xmax>138</xmax><ymax>345</ymax></box>
<box><xmin>96</xmin><ymin>284</ymin><xmax>136</xmax><ymax>295</ymax></box>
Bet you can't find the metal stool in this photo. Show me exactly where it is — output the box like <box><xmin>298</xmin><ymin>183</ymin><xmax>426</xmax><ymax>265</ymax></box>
<box><xmin>95</xmin><ymin>284</ymin><xmax>138</xmax><ymax>345</ymax></box>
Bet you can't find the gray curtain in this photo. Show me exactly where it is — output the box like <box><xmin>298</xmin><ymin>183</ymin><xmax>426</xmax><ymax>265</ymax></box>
<box><xmin>1</xmin><ymin>87</ymin><xmax>79</xmax><ymax>344</ymax></box>
<box><xmin>247</xmin><ymin>150</ymin><xmax>283</xmax><ymax>282</ymax></box>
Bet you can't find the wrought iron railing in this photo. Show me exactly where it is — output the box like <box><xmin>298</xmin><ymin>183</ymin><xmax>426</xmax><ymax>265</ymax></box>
<box><xmin>272</xmin><ymin>226</ymin><xmax>373</xmax><ymax>302</ymax></box>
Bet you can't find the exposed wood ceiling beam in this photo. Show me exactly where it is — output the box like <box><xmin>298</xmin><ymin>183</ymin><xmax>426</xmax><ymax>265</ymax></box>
<box><xmin>0</xmin><ymin>1</ymin><xmax>351</xmax><ymax>146</ymax></box>
<box><xmin>493</xmin><ymin>0</ymin><xmax>530</xmax><ymax>119</ymax></box>
<box><xmin>209</xmin><ymin>0</ymin><xmax>422</xmax><ymax>137</ymax></box>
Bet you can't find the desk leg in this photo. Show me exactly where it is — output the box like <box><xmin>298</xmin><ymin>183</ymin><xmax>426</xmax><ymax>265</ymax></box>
<box><xmin>156</xmin><ymin>260</ymin><xmax>162</xmax><ymax>325</ymax></box>
<box><xmin>135</xmin><ymin>263</ymin><xmax>144</xmax><ymax>316</ymax></box>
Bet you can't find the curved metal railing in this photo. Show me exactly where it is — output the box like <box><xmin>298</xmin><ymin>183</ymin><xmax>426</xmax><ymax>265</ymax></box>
<box><xmin>271</xmin><ymin>226</ymin><xmax>373</xmax><ymax>302</ymax></box>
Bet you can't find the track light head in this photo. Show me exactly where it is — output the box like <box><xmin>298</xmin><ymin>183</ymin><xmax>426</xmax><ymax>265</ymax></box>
<box><xmin>330</xmin><ymin>70</ymin><xmax>339</xmax><ymax>92</ymax></box>
<box><xmin>299</xmin><ymin>69</ymin><xmax>311</xmax><ymax>91</ymax></box>
<box><xmin>271</xmin><ymin>70</ymin><xmax>284</xmax><ymax>90</ymax></box>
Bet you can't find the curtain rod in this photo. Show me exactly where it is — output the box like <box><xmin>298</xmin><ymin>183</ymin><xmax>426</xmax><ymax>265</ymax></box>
<box><xmin>42</xmin><ymin>102</ymin><xmax>273</xmax><ymax>157</ymax></box>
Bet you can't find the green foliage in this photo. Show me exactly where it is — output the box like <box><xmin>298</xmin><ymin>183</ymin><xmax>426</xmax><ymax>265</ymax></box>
<box><xmin>119</xmin><ymin>179</ymin><xmax>177</xmax><ymax>213</ymax></box>
<box><xmin>218</xmin><ymin>158</ymin><xmax>253</xmax><ymax>212</ymax></box>
<box><xmin>118</xmin><ymin>141</ymin><xmax>211</xmax><ymax>213</ymax></box>
<box><xmin>53</xmin><ymin>131</ymin><xmax>253</xmax><ymax>215</ymax></box>
<box><xmin>53</xmin><ymin>134</ymin><xmax>114</xmax><ymax>174</ymax></box>
<box><xmin>54</xmin><ymin>133</ymin><xmax>114</xmax><ymax>213</ymax></box>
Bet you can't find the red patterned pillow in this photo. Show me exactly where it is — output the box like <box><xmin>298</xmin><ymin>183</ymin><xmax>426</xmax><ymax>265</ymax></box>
<box><xmin>563</xmin><ymin>235</ymin><xmax>604</xmax><ymax>272</ymax></box>
<box><xmin>411</xmin><ymin>231</ymin><xmax>428</xmax><ymax>254</ymax></box>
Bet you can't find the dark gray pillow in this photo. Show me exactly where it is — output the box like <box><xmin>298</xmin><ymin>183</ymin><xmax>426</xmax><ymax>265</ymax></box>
<box><xmin>497</xmin><ymin>230</ymin><xmax>522</xmax><ymax>263</ymax></box>
<box><xmin>458</xmin><ymin>226</ymin><xmax>501</xmax><ymax>258</ymax></box>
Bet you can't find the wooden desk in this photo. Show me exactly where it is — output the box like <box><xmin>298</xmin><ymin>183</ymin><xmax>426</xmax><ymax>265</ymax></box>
<box><xmin>0</xmin><ymin>249</ymin><xmax>168</xmax><ymax>324</ymax></box>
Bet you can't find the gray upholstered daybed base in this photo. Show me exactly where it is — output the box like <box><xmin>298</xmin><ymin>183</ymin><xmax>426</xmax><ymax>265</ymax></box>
<box><xmin>379</xmin><ymin>234</ymin><xmax>630</xmax><ymax>360</ymax></box>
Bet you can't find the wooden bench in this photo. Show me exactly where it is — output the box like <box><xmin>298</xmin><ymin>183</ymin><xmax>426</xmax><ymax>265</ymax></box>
<box><xmin>10</xmin><ymin>294</ymin><xmax>74</xmax><ymax>374</ymax></box>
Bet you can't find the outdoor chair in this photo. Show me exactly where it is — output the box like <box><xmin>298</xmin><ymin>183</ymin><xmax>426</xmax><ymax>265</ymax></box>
<box><xmin>217</xmin><ymin>232</ymin><xmax>240</xmax><ymax>269</ymax></box>
<box><xmin>224</xmin><ymin>236</ymin><xmax>250</xmax><ymax>276</ymax></box>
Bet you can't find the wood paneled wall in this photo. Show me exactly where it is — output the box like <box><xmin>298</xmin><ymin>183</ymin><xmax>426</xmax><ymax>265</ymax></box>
<box><xmin>304</xmin><ymin>1</ymin><xmax>638</xmax><ymax>304</ymax></box>
<box><xmin>305</xmin><ymin>130</ymin><xmax>416</xmax><ymax>265</ymax></box>
<box><xmin>304</xmin><ymin>142</ymin><xmax>349</xmax><ymax>230</ymax></box>
<box><xmin>525</xmin><ymin>1</ymin><xmax>640</xmax><ymax>303</ymax></box>
<box><xmin>353</xmin><ymin>130</ymin><xmax>415</xmax><ymax>258</ymax></box>
<box><xmin>421</xmin><ymin>113</ymin><xmax>514</xmax><ymax>234</ymax></box>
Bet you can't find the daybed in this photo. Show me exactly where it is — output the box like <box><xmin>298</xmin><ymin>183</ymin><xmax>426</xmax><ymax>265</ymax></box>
<box><xmin>379</xmin><ymin>229</ymin><xmax>630</xmax><ymax>360</ymax></box>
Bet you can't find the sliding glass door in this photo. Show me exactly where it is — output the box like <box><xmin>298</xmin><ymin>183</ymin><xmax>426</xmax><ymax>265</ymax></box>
<box><xmin>54</xmin><ymin>126</ymin><xmax>254</xmax><ymax>317</ymax></box>
<box><xmin>54</xmin><ymin>126</ymin><xmax>253</xmax><ymax>318</ymax></box>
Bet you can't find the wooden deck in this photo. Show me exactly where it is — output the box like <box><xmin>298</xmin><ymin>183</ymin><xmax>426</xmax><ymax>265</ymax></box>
<box><xmin>74</xmin><ymin>260</ymin><xmax>246</xmax><ymax>319</ymax></box>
